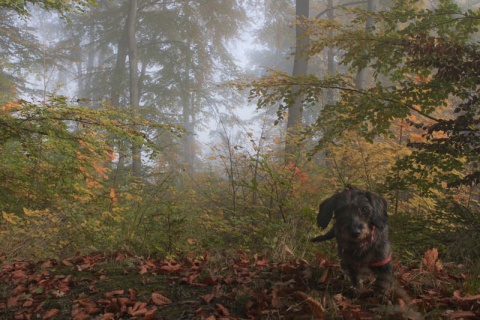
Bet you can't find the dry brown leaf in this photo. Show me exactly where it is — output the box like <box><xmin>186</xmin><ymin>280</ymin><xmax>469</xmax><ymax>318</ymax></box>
<box><xmin>284</xmin><ymin>245</ymin><xmax>294</xmax><ymax>256</ymax></box>
<box><xmin>215</xmin><ymin>303</ymin><xmax>230</xmax><ymax>316</ymax></box>
<box><xmin>104</xmin><ymin>289</ymin><xmax>124</xmax><ymax>298</ymax></box>
<box><xmin>295</xmin><ymin>291</ymin><xmax>324</xmax><ymax>319</ymax></box>
<box><xmin>100</xmin><ymin>313</ymin><xmax>115</xmax><ymax>320</ymax></box>
<box><xmin>319</xmin><ymin>268</ymin><xmax>329</xmax><ymax>283</ymax></box>
<box><xmin>422</xmin><ymin>248</ymin><xmax>442</xmax><ymax>273</ymax></box>
<box><xmin>448</xmin><ymin>310</ymin><xmax>477</xmax><ymax>319</ymax></box>
<box><xmin>42</xmin><ymin>308</ymin><xmax>60</xmax><ymax>319</ymax></box>
<box><xmin>152</xmin><ymin>292</ymin><xmax>172</xmax><ymax>305</ymax></box>
<box><xmin>201</xmin><ymin>293</ymin><xmax>215</xmax><ymax>303</ymax></box>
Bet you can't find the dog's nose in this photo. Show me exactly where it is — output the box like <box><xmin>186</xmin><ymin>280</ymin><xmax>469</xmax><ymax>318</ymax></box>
<box><xmin>351</xmin><ymin>229</ymin><xmax>362</xmax><ymax>238</ymax></box>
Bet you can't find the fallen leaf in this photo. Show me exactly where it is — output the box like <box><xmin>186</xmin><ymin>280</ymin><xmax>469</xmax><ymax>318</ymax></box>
<box><xmin>105</xmin><ymin>289</ymin><xmax>124</xmax><ymax>298</ymax></box>
<box><xmin>100</xmin><ymin>313</ymin><xmax>115</xmax><ymax>320</ymax></box>
<box><xmin>61</xmin><ymin>259</ymin><xmax>74</xmax><ymax>266</ymax></box>
<box><xmin>7</xmin><ymin>296</ymin><xmax>19</xmax><ymax>308</ymax></box>
<box><xmin>201</xmin><ymin>293</ymin><xmax>215</xmax><ymax>303</ymax></box>
<box><xmin>129</xmin><ymin>288</ymin><xmax>138</xmax><ymax>301</ymax></box>
<box><xmin>42</xmin><ymin>308</ymin><xmax>60</xmax><ymax>319</ymax></box>
<box><xmin>216</xmin><ymin>303</ymin><xmax>230</xmax><ymax>316</ymax></box>
<box><xmin>152</xmin><ymin>292</ymin><xmax>172</xmax><ymax>305</ymax></box>
<box><xmin>448</xmin><ymin>310</ymin><xmax>477</xmax><ymax>319</ymax></box>
<box><xmin>295</xmin><ymin>291</ymin><xmax>324</xmax><ymax>319</ymax></box>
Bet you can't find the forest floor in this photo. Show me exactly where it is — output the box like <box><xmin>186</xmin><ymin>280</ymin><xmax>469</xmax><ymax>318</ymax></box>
<box><xmin>0</xmin><ymin>249</ymin><xmax>479</xmax><ymax>320</ymax></box>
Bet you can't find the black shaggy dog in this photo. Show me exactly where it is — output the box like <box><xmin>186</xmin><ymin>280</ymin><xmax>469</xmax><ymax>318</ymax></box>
<box><xmin>311</xmin><ymin>186</ymin><xmax>392</xmax><ymax>288</ymax></box>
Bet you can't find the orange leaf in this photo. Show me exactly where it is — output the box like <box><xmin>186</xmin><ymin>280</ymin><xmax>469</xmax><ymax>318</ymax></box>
<box><xmin>422</xmin><ymin>248</ymin><xmax>442</xmax><ymax>273</ymax></box>
<box><xmin>109</xmin><ymin>187</ymin><xmax>118</xmax><ymax>204</ymax></box>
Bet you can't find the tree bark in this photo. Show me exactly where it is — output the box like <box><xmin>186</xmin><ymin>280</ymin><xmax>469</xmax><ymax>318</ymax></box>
<box><xmin>326</xmin><ymin>0</ymin><xmax>335</xmax><ymax>105</ymax></box>
<box><xmin>355</xmin><ymin>0</ymin><xmax>377</xmax><ymax>90</ymax></box>
<box><xmin>127</xmin><ymin>0</ymin><xmax>141</xmax><ymax>176</ymax></box>
<box><xmin>286</xmin><ymin>0</ymin><xmax>309</xmax><ymax>156</ymax></box>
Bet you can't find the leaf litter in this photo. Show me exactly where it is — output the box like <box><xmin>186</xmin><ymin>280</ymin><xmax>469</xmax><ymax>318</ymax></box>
<box><xmin>0</xmin><ymin>249</ymin><xmax>478</xmax><ymax>319</ymax></box>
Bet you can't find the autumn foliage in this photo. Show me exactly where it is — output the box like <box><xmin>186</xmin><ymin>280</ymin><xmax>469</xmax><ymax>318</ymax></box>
<box><xmin>1</xmin><ymin>0</ymin><xmax>480</xmax><ymax>319</ymax></box>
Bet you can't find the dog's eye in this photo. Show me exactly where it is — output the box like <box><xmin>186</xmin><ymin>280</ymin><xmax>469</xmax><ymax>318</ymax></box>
<box><xmin>361</xmin><ymin>207</ymin><xmax>370</xmax><ymax>214</ymax></box>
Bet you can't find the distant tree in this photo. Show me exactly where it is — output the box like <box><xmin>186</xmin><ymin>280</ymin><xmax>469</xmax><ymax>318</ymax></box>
<box><xmin>53</xmin><ymin>0</ymin><xmax>247</xmax><ymax>175</ymax></box>
<box><xmin>285</xmin><ymin>0</ymin><xmax>309</xmax><ymax>157</ymax></box>
<box><xmin>238</xmin><ymin>0</ymin><xmax>480</xmax><ymax>208</ymax></box>
<box><xmin>126</xmin><ymin>0</ymin><xmax>141</xmax><ymax>176</ymax></box>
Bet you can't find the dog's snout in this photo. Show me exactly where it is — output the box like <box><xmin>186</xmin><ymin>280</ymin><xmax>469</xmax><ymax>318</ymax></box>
<box><xmin>350</xmin><ymin>220</ymin><xmax>363</xmax><ymax>238</ymax></box>
<box><xmin>351</xmin><ymin>227</ymin><xmax>362</xmax><ymax>238</ymax></box>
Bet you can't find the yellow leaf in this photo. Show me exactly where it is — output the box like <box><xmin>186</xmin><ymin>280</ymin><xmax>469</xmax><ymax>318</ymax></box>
<box><xmin>2</xmin><ymin>212</ymin><xmax>18</xmax><ymax>225</ymax></box>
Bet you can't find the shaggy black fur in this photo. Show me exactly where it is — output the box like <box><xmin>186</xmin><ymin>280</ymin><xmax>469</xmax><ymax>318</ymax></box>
<box><xmin>311</xmin><ymin>186</ymin><xmax>392</xmax><ymax>288</ymax></box>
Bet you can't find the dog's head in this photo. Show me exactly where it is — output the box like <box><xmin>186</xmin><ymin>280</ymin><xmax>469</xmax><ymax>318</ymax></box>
<box><xmin>316</xmin><ymin>186</ymin><xmax>388</xmax><ymax>242</ymax></box>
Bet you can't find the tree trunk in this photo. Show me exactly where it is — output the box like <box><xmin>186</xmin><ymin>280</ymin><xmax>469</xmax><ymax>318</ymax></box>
<box><xmin>286</xmin><ymin>0</ymin><xmax>309</xmax><ymax>156</ymax></box>
<box><xmin>182</xmin><ymin>91</ymin><xmax>196</xmax><ymax>172</ymax></box>
<box><xmin>109</xmin><ymin>22</ymin><xmax>129</xmax><ymax>181</ymax></box>
<box><xmin>326</xmin><ymin>0</ymin><xmax>335</xmax><ymax>105</ymax></box>
<box><xmin>355</xmin><ymin>0</ymin><xmax>377</xmax><ymax>90</ymax></box>
<box><xmin>127</xmin><ymin>0</ymin><xmax>141</xmax><ymax>176</ymax></box>
<box><xmin>181</xmin><ymin>12</ymin><xmax>196</xmax><ymax>172</ymax></box>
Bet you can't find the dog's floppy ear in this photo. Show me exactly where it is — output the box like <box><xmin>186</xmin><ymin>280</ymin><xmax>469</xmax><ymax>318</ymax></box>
<box><xmin>366</xmin><ymin>192</ymin><xmax>389</xmax><ymax>229</ymax></box>
<box><xmin>317</xmin><ymin>194</ymin><xmax>338</xmax><ymax>229</ymax></box>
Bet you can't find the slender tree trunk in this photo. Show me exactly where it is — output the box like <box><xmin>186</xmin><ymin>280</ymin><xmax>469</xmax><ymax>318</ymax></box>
<box><xmin>182</xmin><ymin>91</ymin><xmax>196</xmax><ymax>171</ymax></box>
<box><xmin>111</xmin><ymin>23</ymin><xmax>128</xmax><ymax>108</ymax></box>
<box><xmin>127</xmin><ymin>0</ymin><xmax>141</xmax><ymax>176</ymax></box>
<box><xmin>109</xmin><ymin>22</ymin><xmax>129</xmax><ymax>179</ymax></box>
<box><xmin>326</xmin><ymin>0</ymin><xmax>335</xmax><ymax>105</ymax></box>
<box><xmin>286</xmin><ymin>0</ymin><xmax>309</xmax><ymax>156</ymax></box>
<box><xmin>355</xmin><ymin>0</ymin><xmax>377</xmax><ymax>90</ymax></box>
<box><xmin>181</xmin><ymin>13</ymin><xmax>196</xmax><ymax>172</ymax></box>
<box><xmin>85</xmin><ymin>20</ymin><xmax>95</xmax><ymax>107</ymax></box>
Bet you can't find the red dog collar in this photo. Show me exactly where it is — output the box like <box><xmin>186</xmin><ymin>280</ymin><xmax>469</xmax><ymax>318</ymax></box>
<box><xmin>358</xmin><ymin>225</ymin><xmax>392</xmax><ymax>267</ymax></box>
<box><xmin>369</xmin><ymin>252</ymin><xmax>392</xmax><ymax>267</ymax></box>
